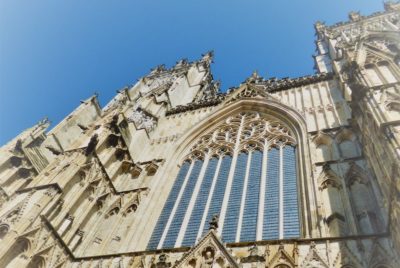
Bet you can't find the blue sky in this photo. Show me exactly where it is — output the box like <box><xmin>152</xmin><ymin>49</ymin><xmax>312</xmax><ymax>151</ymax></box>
<box><xmin>0</xmin><ymin>1</ymin><xmax>383</xmax><ymax>145</ymax></box>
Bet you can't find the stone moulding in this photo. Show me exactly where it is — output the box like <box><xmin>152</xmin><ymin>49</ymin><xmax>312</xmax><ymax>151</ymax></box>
<box><xmin>165</xmin><ymin>98</ymin><xmax>223</xmax><ymax>116</ymax></box>
<box><xmin>165</xmin><ymin>73</ymin><xmax>333</xmax><ymax>116</ymax></box>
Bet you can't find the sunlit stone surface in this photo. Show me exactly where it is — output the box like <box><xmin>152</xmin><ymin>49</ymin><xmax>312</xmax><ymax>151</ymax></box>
<box><xmin>0</xmin><ymin>3</ymin><xmax>400</xmax><ymax>267</ymax></box>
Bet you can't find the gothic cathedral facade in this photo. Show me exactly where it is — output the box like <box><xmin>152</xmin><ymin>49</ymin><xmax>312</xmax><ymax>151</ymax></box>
<box><xmin>1</xmin><ymin>3</ymin><xmax>400</xmax><ymax>268</ymax></box>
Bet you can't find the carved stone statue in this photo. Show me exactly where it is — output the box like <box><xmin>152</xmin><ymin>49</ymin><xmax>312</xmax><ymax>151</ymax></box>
<box><xmin>209</xmin><ymin>215</ymin><xmax>219</xmax><ymax>230</ymax></box>
<box><xmin>201</xmin><ymin>247</ymin><xmax>215</xmax><ymax>268</ymax></box>
<box><xmin>127</xmin><ymin>109</ymin><xmax>157</xmax><ymax>132</ymax></box>
<box><xmin>153</xmin><ymin>253</ymin><xmax>170</xmax><ymax>268</ymax></box>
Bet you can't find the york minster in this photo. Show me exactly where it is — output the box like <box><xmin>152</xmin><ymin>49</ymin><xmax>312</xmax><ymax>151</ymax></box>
<box><xmin>0</xmin><ymin>2</ymin><xmax>400</xmax><ymax>267</ymax></box>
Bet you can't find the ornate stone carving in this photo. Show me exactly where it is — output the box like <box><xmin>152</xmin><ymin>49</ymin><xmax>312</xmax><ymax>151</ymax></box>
<box><xmin>165</xmin><ymin>97</ymin><xmax>223</xmax><ymax>116</ymax></box>
<box><xmin>152</xmin><ymin>253</ymin><xmax>171</xmax><ymax>268</ymax></box>
<box><xmin>103</xmin><ymin>90</ymin><xmax>130</xmax><ymax>113</ymax></box>
<box><xmin>199</xmin><ymin>79</ymin><xmax>220</xmax><ymax>101</ymax></box>
<box><xmin>240</xmin><ymin>244</ymin><xmax>266</xmax><ymax>264</ymax></box>
<box><xmin>301</xmin><ymin>242</ymin><xmax>329</xmax><ymax>268</ymax></box>
<box><xmin>365</xmin><ymin>38</ymin><xmax>400</xmax><ymax>54</ymax></box>
<box><xmin>145</xmin><ymin>161</ymin><xmax>159</xmax><ymax>176</ymax></box>
<box><xmin>174</xmin><ymin>231</ymin><xmax>239</xmax><ymax>268</ymax></box>
<box><xmin>268</xmin><ymin>243</ymin><xmax>296</xmax><ymax>268</ymax></box>
<box><xmin>127</xmin><ymin>109</ymin><xmax>157</xmax><ymax>132</ymax></box>
<box><xmin>341</xmin><ymin>61</ymin><xmax>360</xmax><ymax>83</ymax></box>
<box><xmin>188</xmin><ymin>111</ymin><xmax>296</xmax><ymax>160</ymax></box>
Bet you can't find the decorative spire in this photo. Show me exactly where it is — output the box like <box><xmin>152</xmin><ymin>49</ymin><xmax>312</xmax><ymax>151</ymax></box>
<box><xmin>246</xmin><ymin>70</ymin><xmax>263</xmax><ymax>84</ymax></box>
<box><xmin>201</xmin><ymin>50</ymin><xmax>214</xmax><ymax>64</ymax></box>
<box><xmin>174</xmin><ymin>58</ymin><xmax>189</xmax><ymax>68</ymax></box>
<box><xmin>314</xmin><ymin>21</ymin><xmax>326</xmax><ymax>36</ymax></box>
<box><xmin>348</xmin><ymin>11</ymin><xmax>362</xmax><ymax>22</ymax></box>
<box><xmin>150</xmin><ymin>64</ymin><xmax>167</xmax><ymax>75</ymax></box>
<box><xmin>38</xmin><ymin>117</ymin><xmax>50</xmax><ymax>126</ymax></box>
<box><xmin>249</xmin><ymin>244</ymin><xmax>259</xmax><ymax>256</ymax></box>
<box><xmin>384</xmin><ymin>1</ymin><xmax>400</xmax><ymax>11</ymax></box>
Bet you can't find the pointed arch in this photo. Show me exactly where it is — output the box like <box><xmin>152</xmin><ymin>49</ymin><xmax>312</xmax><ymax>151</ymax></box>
<box><xmin>367</xmin><ymin>240</ymin><xmax>395</xmax><ymax>268</ymax></box>
<box><xmin>269</xmin><ymin>244</ymin><xmax>296</xmax><ymax>268</ymax></box>
<box><xmin>312</xmin><ymin>132</ymin><xmax>337</xmax><ymax>162</ymax></box>
<box><xmin>122</xmin><ymin>194</ymin><xmax>140</xmax><ymax>216</ymax></box>
<box><xmin>333</xmin><ymin>242</ymin><xmax>363</xmax><ymax>268</ymax></box>
<box><xmin>0</xmin><ymin>224</ymin><xmax>9</xmax><ymax>240</ymax></box>
<box><xmin>318</xmin><ymin>165</ymin><xmax>343</xmax><ymax>190</ymax></box>
<box><xmin>335</xmin><ymin>128</ymin><xmax>360</xmax><ymax>159</ymax></box>
<box><xmin>318</xmin><ymin>165</ymin><xmax>347</xmax><ymax>236</ymax></box>
<box><xmin>174</xmin><ymin>99</ymin><xmax>307</xmax><ymax>161</ymax></box>
<box><xmin>174</xmin><ymin>230</ymin><xmax>239</xmax><ymax>268</ymax></box>
<box><xmin>0</xmin><ymin>236</ymin><xmax>31</xmax><ymax>267</ymax></box>
<box><xmin>143</xmin><ymin>98</ymin><xmax>317</xmax><ymax>250</ymax></box>
<box><xmin>355</xmin><ymin>32</ymin><xmax>400</xmax><ymax>65</ymax></box>
<box><xmin>345</xmin><ymin>163</ymin><xmax>370</xmax><ymax>187</ymax></box>
<box><xmin>354</xmin><ymin>33</ymin><xmax>400</xmax><ymax>87</ymax></box>
<box><xmin>345</xmin><ymin>163</ymin><xmax>383</xmax><ymax>234</ymax></box>
<box><xmin>28</xmin><ymin>255</ymin><xmax>46</xmax><ymax>268</ymax></box>
<box><xmin>301</xmin><ymin>243</ymin><xmax>329</xmax><ymax>268</ymax></box>
<box><xmin>106</xmin><ymin>199</ymin><xmax>122</xmax><ymax>218</ymax></box>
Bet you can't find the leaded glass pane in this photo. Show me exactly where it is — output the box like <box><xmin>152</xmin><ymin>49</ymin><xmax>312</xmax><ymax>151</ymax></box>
<box><xmin>240</xmin><ymin>150</ymin><xmax>262</xmax><ymax>241</ymax></box>
<box><xmin>222</xmin><ymin>152</ymin><xmax>248</xmax><ymax>242</ymax></box>
<box><xmin>263</xmin><ymin>148</ymin><xmax>280</xmax><ymax>240</ymax></box>
<box><xmin>162</xmin><ymin>160</ymin><xmax>203</xmax><ymax>248</ymax></box>
<box><xmin>182</xmin><ymin>157</ymin><xmax>218</xmax><ymax>246</ymax></box>
<box><xmin>283</xmin><ymin>146</ymin><xmax>300</xmax><ymax>238</ymax></box>
<box><xmin>202</xmin><ymin>155</ymin><xmax>232</xmax><ymax>236</ymax></box>
<box><xmin>147</xmin><ymin>161</ymin><xmax>191</xmax><ymax>250</ymax></box>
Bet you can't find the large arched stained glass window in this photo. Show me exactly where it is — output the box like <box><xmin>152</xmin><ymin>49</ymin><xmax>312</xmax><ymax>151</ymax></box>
<box><xmin>147</xmin><ymin>112</ymin><xmax>300</xmax><ymax>249</ymax></box>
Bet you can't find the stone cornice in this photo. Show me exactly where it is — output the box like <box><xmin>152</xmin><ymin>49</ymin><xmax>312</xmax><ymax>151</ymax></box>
<box><xmin>37</xmin><ymin>217</ymin><xmax>390</xmax><ymax>262</ymax></box>
<box><xmin>144</xmin><ymin>51</ymin><xmax>213</xmax><ymax>81</ymax></box>
<box><xmin>165</xmin><ymin>73</ymin><xmax>333</xmax><ymax>116</ymax></box>
<box><xmin>258</xmin><ymin>72</ymin><xmax>334</xmax><ymax>92</ymax></box>
<box><xmin>165</xmin><ymin>96</ymin><xmax>224</xmax><ymax>116</ymax></box>
<box><xmin>326</xmin><ymin>11</ymin><xmax>390</xmax><ymax>30</ymax></box>
<box><xmin>319</xmin><ymin>1</ymin><xmax>400</xmax><ymax>33</ymax></box>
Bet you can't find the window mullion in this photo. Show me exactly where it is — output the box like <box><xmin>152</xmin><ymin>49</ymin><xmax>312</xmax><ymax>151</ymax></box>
<box><xmin>257</xmin><ymin>142</ymin><xmax>268</xmax><ymax>240</ymax></box>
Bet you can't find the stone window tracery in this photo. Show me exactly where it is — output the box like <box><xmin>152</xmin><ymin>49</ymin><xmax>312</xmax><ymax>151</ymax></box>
<box><xmin>318</xmin><ymin>168</ymin><xmax>348</xmax><ymax>236</ymax></box>
<box><xmin>346</xmin><ymin>165</ymin><xmax>383</xmax><ymax>235</ymax></box>
<box><xmin>148</xmin><ymin>111</ymin><xmax>300</xmax><ymax>250</ymax></box>
<box><xmin>364</xmin><ymin>59</ymin><xmax>399</xmax><ymax>87</ymax></box>
<box><xmin>313</xmin><ymin>134</ymin><xmax>337</xmax><ymax>162</ymax></box>
<box><xmin>126</xmin><ymin>108</ymin><xmax>157</xmax><ymax>133</ymax></box>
